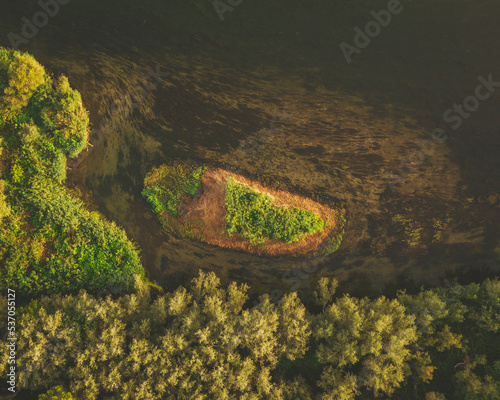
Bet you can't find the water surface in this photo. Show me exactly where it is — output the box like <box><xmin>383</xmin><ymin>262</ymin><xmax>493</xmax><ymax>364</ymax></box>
<box><xmin>2</xmin><ymin>0</ymin><xmax>499</xmax><ymax>297</ymax></box>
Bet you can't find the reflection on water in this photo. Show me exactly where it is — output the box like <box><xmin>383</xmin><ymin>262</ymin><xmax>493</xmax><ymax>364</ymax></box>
<box><xmin>2</xmin><ymin>0</ymin><xmax>499</xmax><ymax>297</ymax></box>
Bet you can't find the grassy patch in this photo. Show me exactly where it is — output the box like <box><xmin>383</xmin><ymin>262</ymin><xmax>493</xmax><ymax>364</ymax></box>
<box><xmin>142</xmin><ymin>161</ymin><xmax>206</xmax><ymax>216</ymax></box>
<box><xmin>224</xmin><ymin>178</ymin><xmax>324</xmax><ymax>244</ymax></box>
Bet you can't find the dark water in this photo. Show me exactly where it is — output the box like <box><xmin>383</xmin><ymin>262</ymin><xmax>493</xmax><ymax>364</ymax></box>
<box><xmin>1</xmin><ymin>0</ymin><xmax>499</xmax><ymax>297</ymax></box>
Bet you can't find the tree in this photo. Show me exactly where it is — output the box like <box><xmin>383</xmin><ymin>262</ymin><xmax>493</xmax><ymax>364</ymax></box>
<box><xmin>313</xmin><ymin>276</ymin><xmax>339</xmax><ymax>311</ymax></box>
<box><xmin>14</xmin><ymin>271</ymin><xmax>311</xmax><ymax>399</ymax></box>
<box><xmin>0</xmin><ymin>51</ymin><xmax>45</xmax><ymax>119</ymax></box>
<box><xmin>38</xmin><ymin>385</ymin><xmax>74</xmax><ymax>399</ymax></box>
<box><xmin>40</xmin><ymin>75</ymin><xmax>89</xmax><ymax>158</ymax></box>
<box><xmin>425</xmin><ymin>392</ymin><xmax>447</xmax><ymax>400</ymax></box>
<box><xmin>314</xmin><ymin>295</ymin><xmax>417</xmax><ymax>399</ymax></box>
<box><xmin>454</xmin><ymin>355</ymin><xmax>500</xmax><ymax>400</ymax></box>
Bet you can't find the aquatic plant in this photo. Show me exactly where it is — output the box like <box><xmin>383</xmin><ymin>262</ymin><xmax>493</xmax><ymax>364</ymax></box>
<box><xmin>142</xmin><ymin>161</ymin><xmax>206</xmax><ymax>216</ymax></box>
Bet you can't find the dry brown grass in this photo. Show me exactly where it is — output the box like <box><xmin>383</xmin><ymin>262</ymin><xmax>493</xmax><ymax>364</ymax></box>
<box><xmin>174</xmin><ymin>168</ymin><xmax>340</xmax><ymax>256</ymax></box>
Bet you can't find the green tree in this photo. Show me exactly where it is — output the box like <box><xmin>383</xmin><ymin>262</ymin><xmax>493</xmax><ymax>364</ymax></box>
<box><xmin>40</xmin><ymin>75</ymin><xmax>89</xmax><ymax>157</ymax></box>
<box><xmin>14</xmin><ymin>271</ymin><xmax>311</xmax><ymax>399</ymax></box>
<box><xmin>38</xmin><ymin>385</ymin><xmax>74</xmax><ymax>399</ymax></box>
<box><xmin>314</xmin><ymin>295</ymin><xmax>417</xmax><ymax>399</ymax></box>
<box><xmin>313</xmin><ymin>277</ymin><xmax>339</xmax><ymax>311</ymax></box>
<box><xmin>397</xmin><ymin>289</ymin><xmax>463</xmax><ymax>388</ymax></box>
<box><xmin>0</xmin><ymin>51</ymin><xmax>45</xmax><ymax>119</ymax></box>
<box><xmin>454</xmin><ymin>355</ymin><xmax>500</xmax><ymax>400</ymax></box>
<box><xmin>425</xmin><ymin>392</ymin><xmax>447</xmax><ymax>400</ymax></box>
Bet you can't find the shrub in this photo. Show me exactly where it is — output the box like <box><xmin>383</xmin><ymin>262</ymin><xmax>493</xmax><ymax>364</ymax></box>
<box><xmin>40</xmin><ymin>75</ymin><xmax>89</xmax><ymax>157</ymax></box>
<box><xmin>142</xmin><ymin>162</ymin><xmax>206</xmax><ymax>216</ymax></box>
<box><xmin>225</xmin><ymin>179</ymin><xmax>324</xmax><ymax>243</ymax></box>
<box><xmin>0</xmin><ymin>51</ymin><xmax>45</xmax><ymax>119</ymax></box>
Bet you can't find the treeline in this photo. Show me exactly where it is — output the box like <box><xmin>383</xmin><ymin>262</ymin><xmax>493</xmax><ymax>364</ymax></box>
<box><xmin>1</xmin><ymin>271</ymin><xmax>499</xmax><ymax>400</ymax></box>
<box><xmin>0</xmin><ymin>48</ymin><xmax>143</xmax><ymax>295</ymax></box>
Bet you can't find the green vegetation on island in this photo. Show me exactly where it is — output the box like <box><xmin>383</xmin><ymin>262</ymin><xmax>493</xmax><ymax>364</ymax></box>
<box><xmin>225</xmin><ymin>178</ymin><xmax>324</xmax><ymax>244</ymax></box>
<box><xmin>142</xmin><ymin>161</ymin><xmax>206</xmax><ymax>216</ymax></box>
<box><xmin>0</xmin><ymin>48</ymin><xmax>143</xmax><ymax>295</ymax></box>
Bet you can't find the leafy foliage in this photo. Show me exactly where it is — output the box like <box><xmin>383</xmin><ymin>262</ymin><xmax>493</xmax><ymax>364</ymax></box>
<box><xmin>0</xmin><ymin>49</ymin><xmax>143</xmax><ymax>296</ymax></box>
<box><xmin>313</xmin><ymin>276</ymin><xmax>339</xmax><ymax>310</ymax></box>
<box><xmin>225</xmin><ymin>178</ymin><xmax>324</xmax><ymax>243</ymax></box>
<box><xmin>1</xmin><ymin>273</ymin><xmax>500</xmax><ymax>399</ymax></box>
<box><xmin>12</xmin><ymin>272</ymin><xmax>310</xmax><ymax>400</ymax></box>
<box><xmin>0</xmin><ymin>50</ymin><xmax>45</xmax><ymax>120</ymax></box>
<box><xmin>313</xmin><ymin>295</ymin><xmax>417</xmax><ymax>399</ymax></box>
<box><xmin>51</xmin><ymin>149</ymin><xmax>67</xmax><ymax>183</ymax></box>
<box><xmin>454</xmin><ymin>355</ymin><xmax>500</xmax><ymax>400</ymax></box>
<box><xmin>0</xmin><ymin>179</ymin><xmax>144</xmax><ymax>295</ymax></box>
<box><xmin>394</xmin><ymin>279</ymin><xmax>500</xmax><ymax>400</ymax></box>
<box><xmin>39</xmin><ymin>386</ymin><xmax>74</xmax><ymax>399</ymax></box>
<box><xmin>38</xmin><ymin>75</ymin><xmax>89</xmax><ymax>157</ymax></box>
<box><xmin>19</xmin><ymin>120</ymin><xmax>40</xmax><ymax>144</ymax></box>
<box><xmin>142</xmin><ymin>161</ymin><xmax>206</xmax><ymax>216</ymax></box>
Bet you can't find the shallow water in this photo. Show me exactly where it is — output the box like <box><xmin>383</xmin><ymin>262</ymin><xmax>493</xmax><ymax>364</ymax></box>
<box><xmin>2</xmin><ymin>0</ymin><xmax>499</xmax><ymax>297</ymax></box>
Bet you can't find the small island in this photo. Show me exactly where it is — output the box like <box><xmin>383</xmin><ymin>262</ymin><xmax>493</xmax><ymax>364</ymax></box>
<box><xmin>142</xmin><ymin>162</ymin><xmax>345</xmax><ymax>256</ymax></box>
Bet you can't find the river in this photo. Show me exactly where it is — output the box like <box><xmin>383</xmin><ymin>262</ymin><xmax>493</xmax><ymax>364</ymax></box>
<box><xmin>2</xmin><ymin>0</ymin><xmax>499</xmax><ymax>298</ymax></box>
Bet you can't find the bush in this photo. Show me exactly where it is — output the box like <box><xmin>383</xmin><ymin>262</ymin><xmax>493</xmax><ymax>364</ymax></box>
<box><xmin>40</xmin><ymin>75</ymin><xmax>89</xmax><ymax>157</ymax></box>
<box><xmin>142</xmin><ymin>161</ymin><xmax>206</xmax><ymax>216</ymax></box>
<box><xmin>0</xmin><ymin>50</ymin><xmax>45</xmax><ymax>120</ymax></box>
<box><xmin>225</xmin><ymin>179</ymin><xmax>324</xmax><ymax>243</ymax></box>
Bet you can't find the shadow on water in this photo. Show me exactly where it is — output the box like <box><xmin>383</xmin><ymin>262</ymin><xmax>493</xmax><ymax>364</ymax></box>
<box><xmin>1</xmin><ymin>0</ymin><xmax>499</xmax><ymax>297</ymax></box>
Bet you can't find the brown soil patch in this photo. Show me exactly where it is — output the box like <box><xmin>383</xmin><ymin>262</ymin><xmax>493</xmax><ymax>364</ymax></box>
<box><xmin>172</xmin><ymin>168</ymin><xmax>340</xmax><ymax>256</ymax></box>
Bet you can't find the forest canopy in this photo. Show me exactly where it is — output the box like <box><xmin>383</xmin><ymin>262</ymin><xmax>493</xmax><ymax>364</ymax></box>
<box><xmin>1</xmin><ymin>272</ymin><xmax>499</xmax><ymax>399</ymax></box>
